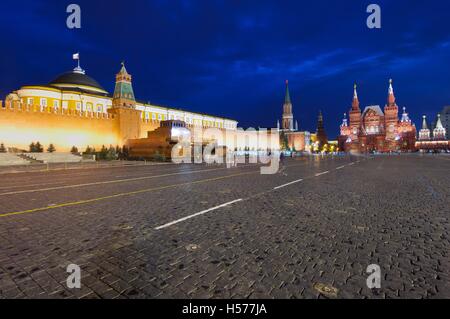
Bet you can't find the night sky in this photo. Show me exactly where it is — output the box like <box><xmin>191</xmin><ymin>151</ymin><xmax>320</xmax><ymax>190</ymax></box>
<box><xmin>1</xmin><ymin>0</ymin><xmax>450</xmax><ymax>137</ymax></box>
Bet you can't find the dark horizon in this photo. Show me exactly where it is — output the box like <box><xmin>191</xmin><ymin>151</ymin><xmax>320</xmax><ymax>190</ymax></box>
<box><xmin>1</xmin><ymin>0</ymin><xmax>450</xmax><ymax>137</ymax></box>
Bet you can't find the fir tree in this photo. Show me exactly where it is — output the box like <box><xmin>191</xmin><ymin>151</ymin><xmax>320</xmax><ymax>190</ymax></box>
<box><xmin>35</xmin><ymin>142</ymin><xmax>44</xmax><ymax>153</ymax></box>
<box><xmin>70</xmin><ymin>146</ymin><xmax>79</xmax><ymax>154</ymax></box>
<box><xmin>0</xmin><ymin>143</ymin><xmax>6</xmax><ymax>153</ymax></box>
<box><xmin>99</xmin><ymin>145</ymin><xmax>108</xmax><ymax>160</ymax></box>
<box><xmin>106</xmin><ymin>145</ymin><xmax>117</xmax><ymax>160</ymax></box>
<box><xmin>121</xmin><ymin>146</ymin><xmax>129</xmax><ymax>160</ymax></box>
<box><xmin>47</xmin><ymin>144</ymin><xmax>56</xmax><ymax>153</ymax></box>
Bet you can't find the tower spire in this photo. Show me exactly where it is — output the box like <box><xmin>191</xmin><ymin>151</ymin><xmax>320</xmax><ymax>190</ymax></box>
<box><xmin>401</xmin><ymin>107</ymin><xmax>411</xmax><ymax>123</ymax></box>
<box><xmin>422</xmin><ymin>115</ymin><xmax>428</xmax><ymax>130</ymax></box>
<box><xmin>436</xmin><ymin>113</ymin><xmax>444</xmax><ymax>129</ymax></box>
<box><xmin>388</xmin><ymin>78</ymin><xmax>396</xmax><ymax>106</ymax></box>
<box><xmin>284</xmin><ymin>80</ymin><xmax>291</xmax><ymax>104</ymax></box>
<box><xmin>341</xmin><ymin>113</ymin><xmax>348</xmax><ymax>127</ymax></box>
<box><xmin>352</xmin><ymin>83</ymin><xmax>360</xmax><ymax>110</ymax></box>
<box><xmin>282</xmin><ymin>80</ymin><xmax>294</xmax><ymax>131</ymax></box>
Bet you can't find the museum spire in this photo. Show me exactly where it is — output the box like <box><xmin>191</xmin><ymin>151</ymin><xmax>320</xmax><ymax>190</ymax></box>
<box><xmin>388</xmin><ymin>79</ymin><xmax>396</xmax><ymax>106</ymax></box>
<box><xmin>352</xmin><ymin>83</ymin><xmax>360</xmax><ymax>110</ymax></box>
<box><xmin>341</xmin><ymin>113</ymin><xmax>348</xmax><ymax>127</ymax></box>
<box><xmin>401</xmin><ymin>107</ymin><xmax>411</xmax><ymax>123</ymax></box>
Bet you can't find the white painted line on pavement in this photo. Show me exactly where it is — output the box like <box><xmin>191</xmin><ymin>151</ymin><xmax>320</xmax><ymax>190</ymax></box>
<box><xmin>273</xmin><ymin>179</ymin><xmax>304</xmax><ymax>190</ymax></box>
<box><xmin>315</xmin><ymin>171</ymin><xmax>329</xmax><ymax>177</ymax></box>
<box><xmin>155</xmin><ymin>199</ymin><xmax>243</xmax><ymax>230</ymax></box>
<box><xmin>348</xmin><ymin>162</ymin><xmax>355</xmax><ymax>166</ymax></box>
<box><xmin>335</xmin><ymin>165</ymin><xmax>346</xmax><ymax>170</ymax></box>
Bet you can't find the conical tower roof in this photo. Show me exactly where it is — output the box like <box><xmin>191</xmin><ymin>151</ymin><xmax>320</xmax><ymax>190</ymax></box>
<box><xmin>352</xmin><ymin>83</ymin><xmax>360</xmax><ymax>110</ymax></box>
<box><xmin>284</xmin><ymin>80</ymin><xmax>291</xmax><ymax>104</ymax></box>
<box><xmin>387</xmin><ymin>79</ymin><xmax>396</xmax><ymax>106</ymax></box>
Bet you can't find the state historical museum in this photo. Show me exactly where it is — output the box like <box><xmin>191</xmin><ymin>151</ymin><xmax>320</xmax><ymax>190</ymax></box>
<box><xmin>338</xmin><ymin>80</ymin><xmax>417</xmax><ymax>153</ymax></box>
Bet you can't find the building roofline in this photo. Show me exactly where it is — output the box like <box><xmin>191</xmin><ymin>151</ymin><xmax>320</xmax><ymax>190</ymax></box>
<box><xmin>16</xmin><ymin>85</ymin><xmax>237</xmax><ymax>122</ymax></box>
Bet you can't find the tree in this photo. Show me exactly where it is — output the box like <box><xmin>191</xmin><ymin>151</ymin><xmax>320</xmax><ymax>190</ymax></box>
<box><xmin>279</xmin><ymin>131</ymin><xmax>289</xmax><ymax>151</ymax></box>
<box><xmin>47</xmin><ymin>144</ymin><xmax>56</xmax><ymax>153</ymax></box>
<box><xmin>84</xmin><ymin>146</ymin><xmax>93</xmax><ymax>155</ymax></box>
<box><xmin>70</xmin><ymin>146</ymin><xmax>79</xmax><ymax>154</ymax></box>
<box><xmin>29</xmin><ymin>142</ymin><xmax>36</xmax><ymax>153</ymax></box>
<box><xmin>0</xmin><ymin>143</ymin><xmax>6</xmax><ymax>153</ymax></box>
<box><xmin>35</xmin><ymin>142</ymin><xmax>44</xmax><ymax>153</ymax></box>
<box><xmin>120</xmin><ymin>146</ymin><xmax>129</xmax><ymax>160</ymax></box>
<box><xmin>106</xmin><ymin>145</ymin><xmax>117</xmax><ymax>160</ymax></box>
<box><xmin>153</xmin><ymin>150</ymin><xmax>165</xmax><ymax>162</ymax></box>
<box><xmin>97</xmin><ymin>145</ymin><xmax>108</xmax><ymax>160</ymax></box>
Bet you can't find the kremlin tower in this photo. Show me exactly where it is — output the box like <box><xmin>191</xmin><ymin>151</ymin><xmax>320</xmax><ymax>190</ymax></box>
<box><xmin>316</xmin><ymin>110</ymin><xmax>328</xmax><ymax>149</ymax></box>
<box><xmin>281</xmin><ymin>80</ymin><xmax>295</xmax><ymax>131</ymax></box>
<box><xmin>113</xmin><ymin>62</ymin><xmax>136</xmax><ymax>109</ymax></box>
<box><xmin>109</xmin><ymin>63</ymin><xmax>141</xmax><ymax>145</ymax></box>
<box><xmin>277</xmin><ymin>80</ymin><xmax>309</xmax><ymax>152</ymax></box>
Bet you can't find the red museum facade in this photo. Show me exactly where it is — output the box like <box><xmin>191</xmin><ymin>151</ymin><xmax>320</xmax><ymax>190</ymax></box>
<box><xmin>338</xmin><ymin>80</ymin><xmax>417</xmax><ymax>153</ymax></box>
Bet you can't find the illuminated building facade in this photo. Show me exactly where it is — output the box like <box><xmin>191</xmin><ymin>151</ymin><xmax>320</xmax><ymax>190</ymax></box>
<box><xmin>416</xmin><ymin>113</ymin><xmax>450</xmax><ymax>152</ymax></box>
<box><xmin>0</xmin><ymin>59</ymin><xmax>238</xmax><ymax>152</ymax></box>
<box><xmin>338</xmin><ymin>80</ymin><xmax>417</xmax><ymax>153</ymax></box>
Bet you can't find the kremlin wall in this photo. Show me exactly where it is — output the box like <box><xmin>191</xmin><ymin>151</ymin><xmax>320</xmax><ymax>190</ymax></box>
<box><xmin>0</xmin><ymin>62</ymin><xmax>238</xmax><ymax>152</ymax></box>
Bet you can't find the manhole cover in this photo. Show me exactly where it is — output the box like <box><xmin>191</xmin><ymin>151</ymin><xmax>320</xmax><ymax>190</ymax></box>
<box><xmin>313</xmin><ymin>283</ymin><xmax>338</xmax><ymax>298</ymax></box>
<box><xmin>186</xmin><ymin>244</ymin><xmax>200</xmax><ymax>251</ymax></box>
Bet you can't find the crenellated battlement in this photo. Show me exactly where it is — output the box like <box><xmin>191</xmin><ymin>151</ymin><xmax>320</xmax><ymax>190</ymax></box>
<box><xmin>0</xmin><ymin>100</ymin><xmax>120</xmax><ymax>151</ymax></box>
<box><xmin>0</xmin><ymin>100</ymin><xmax>115</xmax><ymax>121</ymax></box>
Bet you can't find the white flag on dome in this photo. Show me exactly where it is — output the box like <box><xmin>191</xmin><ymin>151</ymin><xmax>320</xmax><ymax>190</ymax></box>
<box><xmin>73</xmin><ymin>53</ymin><xmax>79</xmax><ymax>60</ymax></box>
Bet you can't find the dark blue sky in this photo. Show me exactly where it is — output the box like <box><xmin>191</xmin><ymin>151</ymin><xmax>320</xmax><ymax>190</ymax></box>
<box><xmin>1</xmin><ymin>0</ymin><xmax>450</xmax><ymax>136</ymax></box>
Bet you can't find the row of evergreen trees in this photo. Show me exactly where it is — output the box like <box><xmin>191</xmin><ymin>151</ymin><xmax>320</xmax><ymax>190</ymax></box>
<box><xmin>1</xmin><ymin>141</ymin><xmax>135</xmax><ymax>161</ymax></box>
<box><xmin>29</xmin><ymin>142</ymin><xmax>56</xmax><ymax>153</ymax></box>
<box><xmin>83</xmin><ymin>145</ymin><xmax>129</xmax><ymax>161</ymax></box>
<box><xmin>0</xmin><ymin>142</ymin><xmax>130</xmax><ymax>161</ymax></box>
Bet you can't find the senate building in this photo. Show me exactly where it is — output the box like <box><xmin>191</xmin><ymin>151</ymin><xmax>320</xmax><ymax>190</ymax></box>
<box><xmin>0</xmin><ymin>58</ymin><xmax>238</xmax><ymax>153</ymax></box>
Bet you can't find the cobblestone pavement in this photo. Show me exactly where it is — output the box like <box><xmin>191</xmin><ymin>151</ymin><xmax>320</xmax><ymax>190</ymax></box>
<box><xmin>0</xmin><ymin>154</ymin><xmax>449</xmax><ymax>299</ymax></box>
